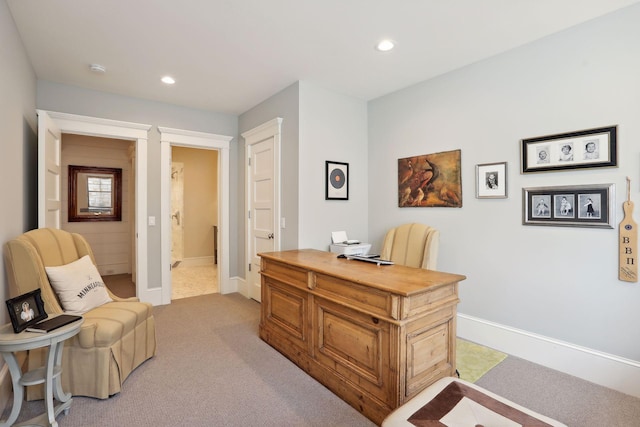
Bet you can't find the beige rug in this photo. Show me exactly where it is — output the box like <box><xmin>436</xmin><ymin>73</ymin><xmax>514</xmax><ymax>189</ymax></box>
<box><xmin>456</xmin><ymin>339</ymin><xmax>507</xmax><ymax>383</ymax></box>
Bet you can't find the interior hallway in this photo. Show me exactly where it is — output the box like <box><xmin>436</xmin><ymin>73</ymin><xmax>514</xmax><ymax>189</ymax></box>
<box><xmin>103</xmin><ymin>264</ymin><xmax>218</xmax><ymax>300</ymax></box>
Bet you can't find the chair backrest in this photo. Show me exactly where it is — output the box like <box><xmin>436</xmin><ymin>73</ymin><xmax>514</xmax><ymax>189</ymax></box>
<box><xmin>3</xmin><ymin>228</ymin><xmax>97</xmax><ymax>315</ymax></box>
<box><xmin>380</xmin><ymin>223</ymin><xmax>439</xmax><ymax>270</ymax></box>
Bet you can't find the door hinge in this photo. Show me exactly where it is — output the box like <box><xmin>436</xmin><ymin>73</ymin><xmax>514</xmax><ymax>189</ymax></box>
<box><xmin>248</xmin><ymin>263</ymin><xmax>252</xmax><ymax>272</ymax></box>
<box><xmin>248</xmin><ymin>210</ymin><xmax>251</xmax><ymax>219</ymax></box>
<box><xmin>248</xmin><ymin>157</ymin><xmax>251</xmax><ymax>166</ymax></box>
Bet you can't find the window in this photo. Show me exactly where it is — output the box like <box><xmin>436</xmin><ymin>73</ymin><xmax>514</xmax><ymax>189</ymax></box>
<box><xmin>87</xmin><ymin>175</ymin><xmax>113</xmax><ymax>212</ymax></box>
<box><xmin>68</xmin><ymin>165</ymin><xmax>122</xmax><ymax>222</ymax></box>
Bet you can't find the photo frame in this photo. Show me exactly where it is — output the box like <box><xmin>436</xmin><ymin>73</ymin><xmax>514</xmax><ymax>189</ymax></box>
<box><xmin>521</xmin><ymin>126</ymin><xmax>617</xmax><ymax>174</ymax></box>
<box><xmin>523</xmin><ymin>183</ymin><xmax>615</xmax><ymax>228</ymax></box>
<box><xmin>476</xmin><ymin>162</ymin><xmax>507</xmax><ymax>199</ymax></box>
<box><xmin>5</xmin><ymin>289</ymin><xmax>48</xmax><ymax>333</ymax></box>
<box><xmin>325</xmin><ymin>161</ymin><xmax>349</xmax><ymax>200</ymax></box>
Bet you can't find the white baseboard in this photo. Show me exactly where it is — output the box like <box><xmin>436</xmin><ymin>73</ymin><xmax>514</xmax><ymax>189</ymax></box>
<box><xmin>457</xmin><ymin>313</ymin><xmax>640</xmax><ymax>398</ymax></box>
<box><xmin>176</xmin><ymin>256</ymin><xmax>215</xmax><ymax>268</ymax></box>
<box><xmin>98</xmin><ymin>264</ymin><xmax>130</xmax><ymax>276</ymax></box>
<box><xmin>230</xmin><ymin>276</ymin><xmax>247</xmax><ymax>298</ymax></box>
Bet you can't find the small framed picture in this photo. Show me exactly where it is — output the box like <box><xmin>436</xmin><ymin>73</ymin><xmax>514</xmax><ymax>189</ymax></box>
<box><xmin>5</xmin><ymin>289</ymin><xmax>48</xmax><ymax>333</ymax></box>
<box><xmin>325</xmin><ymin>161</ymin><xmax>349</xmax><ymax>200</ymax></box>
<box><xmin>523</xmin><ymin>184</ymin><xmax>614</xmax><ymax>228</ymax></box>
<box><xmin>521</xmin><ymin>126</ymin><xmax>617</xmax><ymax>174</ymax></box>
<box><xmin>476</xmin><ymin>162</ymin><xmax>507</xmax><ymax>199</ymax></box>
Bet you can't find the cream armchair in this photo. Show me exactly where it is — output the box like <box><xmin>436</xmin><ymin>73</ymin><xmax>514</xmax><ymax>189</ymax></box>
<box><xmin>380</xmin><ymin>223</ymin><xmax>439</xmax><ymax>270</ymax></box>
<box><xmin>4</xmin><ymin>228</ymin><xmax>156</xmax><ymax>399</ymax></box>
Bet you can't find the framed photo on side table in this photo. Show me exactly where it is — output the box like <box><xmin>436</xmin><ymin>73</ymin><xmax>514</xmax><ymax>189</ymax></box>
<box><xmin>5</xmin><ymin>289</ymin><xmax>48</xmax><ymax>333</ymax></box>
<box><xmin>521</xmin><ymin>126</ymin><xmax>617</xmax><ymax>174</ymax></box>
<box><xmin>326</xmin><ymin>161</ymin><xmax>349</xmax><ymax>200</ymax></box>
<box><xmin>476</xmin><ymin>162</ymin><xmax>507</xmax><ymax>199</ymax></box>
<box><xmin>523</xmin><ymin>183</ymin><xmax>615</xmax><ymax>228</ymax></box>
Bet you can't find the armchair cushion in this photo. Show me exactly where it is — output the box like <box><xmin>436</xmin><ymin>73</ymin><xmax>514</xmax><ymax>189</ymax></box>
<box><xmin>45</xmin><ymin>255</ymin><xmax>113</xmax><ymax>315</ymax></box>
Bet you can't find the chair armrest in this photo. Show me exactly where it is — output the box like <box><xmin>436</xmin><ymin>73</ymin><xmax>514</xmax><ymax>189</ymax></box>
<box><xmin>77</xmin><ymin>322</ymin><xmax>98</xmax><ymax>348</ymax></box>
<box><xmin>112</xmin><ymin>295</ymin><xmax>140</xmax><ymax>303</ymax></box>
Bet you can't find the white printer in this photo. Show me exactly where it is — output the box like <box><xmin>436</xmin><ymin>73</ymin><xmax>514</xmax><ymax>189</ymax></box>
<box><xmin>328</xmin><ymin>231</ymin><xmax>371</xmax><ymax>256</ymax></box>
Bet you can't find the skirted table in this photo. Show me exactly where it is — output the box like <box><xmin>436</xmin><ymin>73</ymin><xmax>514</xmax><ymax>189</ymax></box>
<box><xmin>0</xmin><ymin>319</ymin><xmax>83</xmax><ymax>427</ymax></box>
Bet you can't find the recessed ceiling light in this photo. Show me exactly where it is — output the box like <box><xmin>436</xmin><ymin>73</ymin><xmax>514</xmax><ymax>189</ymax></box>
<box><xmin>161</xmin><ymin>76</ymin><xmax>176</xmax><ymax>85</ymax></box>
<box><xmin>89</xmin><ymin>63</ymin><xmax>106</xmax><ymax>74</ymax></box>
<box><xmin>376</xmin><ymin>39</ymin><xmax>395</xmax><ymax>52</ymax></box>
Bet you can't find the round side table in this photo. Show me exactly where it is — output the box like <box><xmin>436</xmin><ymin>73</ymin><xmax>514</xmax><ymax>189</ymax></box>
<box><xmin>0</xmin><ymin>318</ymin><xmax>83</xmax><ymax>427</ymax></box>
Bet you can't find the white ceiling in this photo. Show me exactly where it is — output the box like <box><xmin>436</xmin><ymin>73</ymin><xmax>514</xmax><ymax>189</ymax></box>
<box><xmin>7</xmin><ymin>0</ymin><xmax>640</xmax><ymax>115</ymax></box>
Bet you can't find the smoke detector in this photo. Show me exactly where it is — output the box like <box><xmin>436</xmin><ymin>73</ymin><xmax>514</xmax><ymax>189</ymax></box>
<box><xmin>89</xmin><ymin>63</ymin><xmax>106</xmax><ymax>74</ymax></box>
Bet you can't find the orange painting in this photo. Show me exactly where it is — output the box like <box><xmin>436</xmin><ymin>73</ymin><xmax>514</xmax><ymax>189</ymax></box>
<box><xmin>398</xmin><ymin>149</ymin><xmax>462</xmax><ymax>207</ymax></box>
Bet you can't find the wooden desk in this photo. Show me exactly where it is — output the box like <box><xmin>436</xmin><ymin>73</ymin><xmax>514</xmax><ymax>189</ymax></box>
<box><xmin>258</xmin><ymin>249</ymin><xmax>466</xmax><ymax>425</ymax></box>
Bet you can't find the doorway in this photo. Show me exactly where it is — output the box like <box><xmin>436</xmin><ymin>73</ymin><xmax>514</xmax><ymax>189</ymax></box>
<box><xmin>37</xmin><ymin>110</ymin><xmax>152</xmax><ymax>303</ymax></box>
<box><xmin>170</xmin><ymin>147</ymin><xmax>218</xmax><ymax>300</ymax></box>
<box><xmin>159</xmin><ymin>127</ymin><xmax>232</xmax><ymax>305</ymax></box>
<box><xmin>61</xmin><ymin>134</ymin><xmax>137</xmax><ymax>298</ymax></box>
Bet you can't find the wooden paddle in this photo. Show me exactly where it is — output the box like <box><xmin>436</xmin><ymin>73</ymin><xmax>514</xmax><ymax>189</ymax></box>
<box><xmin>619</xmin><ymin>177</ymin><xmax>637</xmax><ymax>282</ymax></box>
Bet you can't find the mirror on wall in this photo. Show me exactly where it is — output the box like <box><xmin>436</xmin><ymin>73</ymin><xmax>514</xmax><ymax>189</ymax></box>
<box><xmin>68</xmin><ymin>165</ymin><xmax>122</xmax><ymax>222</ymax></box>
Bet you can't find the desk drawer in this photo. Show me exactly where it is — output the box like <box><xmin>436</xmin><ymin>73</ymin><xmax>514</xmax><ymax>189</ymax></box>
<box><xmin>261</xmin><ymin>259</ymin><xmax>308</xmax><ymax>291</ymax></box>
<box><xmin>314</xmin><ymin>273</ymin><xmax>394</xmax><ymax>319</ymax></box>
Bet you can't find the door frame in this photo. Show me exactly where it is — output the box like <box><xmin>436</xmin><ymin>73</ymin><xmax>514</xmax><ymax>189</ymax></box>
<box><xmin>159</xmin><ymin>127</ymin><xmax>233</xmax><ymax>305</ymax></box>
<box><xmin>37</xmin><ymin>110</ymin><xmax>152</xmax><ymax>302</ymax></box>
<box><xmin>242</xmin><ymin>118</ymin><xmax>282</xmax><ymax>299</ymax></box>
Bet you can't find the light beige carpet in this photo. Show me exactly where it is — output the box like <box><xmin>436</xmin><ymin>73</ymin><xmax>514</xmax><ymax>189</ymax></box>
<box><xmin>456</xmin><ymin>339</ymin><xmax>507</xmax><ymax>383</ymax></box>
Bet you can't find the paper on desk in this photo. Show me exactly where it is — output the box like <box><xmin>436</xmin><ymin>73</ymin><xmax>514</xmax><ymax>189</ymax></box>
<box><xmin>331</xmin><ymin>231</ymin><xmax>348</xmax><ymax>244</ymax></box>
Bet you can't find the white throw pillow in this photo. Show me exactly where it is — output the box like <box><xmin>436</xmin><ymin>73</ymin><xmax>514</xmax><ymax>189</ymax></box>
<box><xmin>45</xmin><ymin>255</ymin><xmax>113</xmax><ymax>315</ymax></box>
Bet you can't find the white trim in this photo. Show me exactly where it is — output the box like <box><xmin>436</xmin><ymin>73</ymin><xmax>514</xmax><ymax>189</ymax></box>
<box><xmin>36</xmin><ymin>110</ymin><xmax>152</xmax><ymax>305</ymax></box>
<box><xmin>159</xmin><ymin>127</ymin><xmax>233</xmax><ymax>305</ymax></box>
<box><xmin>42</xmin><ymin>110</ymin><xmax>150</xmax><ymax>137</ymax></box>
<box><xmin>457</xmin><ymin>313</ymin><xmax>640</xmax><ymax>398</ymax></box>
<box><xmin>241</xmin><ymin>117</ymin><xmax>283</xmax><ymax>141</ymax></box>
<box><xmin>231</xmin><ymin>276</ymin><xmax>247</xmax><ymax>297</ymax></box>
<box><xmin>178</xmin><ymin>256</ymin><xmax>215</xmax><ymax>268</ymax></box>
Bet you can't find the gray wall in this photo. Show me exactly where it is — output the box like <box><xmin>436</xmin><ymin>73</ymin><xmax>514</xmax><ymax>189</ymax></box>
<box><xmin>36</xmin><ymin>81</ymin><xmax>238</xmax><ymax>286</ymax></box>
<box><xmin>368</xmin><ymin>5</ymin><xmax>640</xmax><ymax>360</ymax></box>
<box><xmin>238</xmin><ymin>82</ymin><xmax>300</xmax><ymax>275</ymax></box>
<box><xmin>0</xmin><ymin>1</ymin><xmax>37</xmax><ymax>323</ymax></box>
<box><xmin>298</xmin><ymin>82</ymin><xmax>368</xmax><ymax>249</ymax></box>
<box><xmin>237</xmin><ymin>81</ymin><xmax>369</xmax><ymax>279</ymax></box>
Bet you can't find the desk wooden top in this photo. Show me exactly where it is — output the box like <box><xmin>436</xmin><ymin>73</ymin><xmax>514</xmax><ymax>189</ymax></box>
<box><xmin>259</xmin><ymin>249</ymin><xmax>466</xmax><ymax>297</ymax></box>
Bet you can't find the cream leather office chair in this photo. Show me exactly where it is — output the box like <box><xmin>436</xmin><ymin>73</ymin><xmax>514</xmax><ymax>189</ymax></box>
<box><xmin>380</xmin><ymin>223</ymin><xmax>439</xmax><ymax>270</ymax></box>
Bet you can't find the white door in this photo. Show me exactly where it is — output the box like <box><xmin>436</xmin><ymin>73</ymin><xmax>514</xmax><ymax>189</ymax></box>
<box><xmin>248</xmin><ymin>139</ymin><xmax>275</xmax><ymax>302</ymax></box>
<box><xmin>37</xmin><ymin>111</ymin><xmax>63</xmax><ymax>229</ymax></box>
<box><xmin>244</xmin><ymin>118</ymin><xmax>282</xmax><ymax>303</ymax></box>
